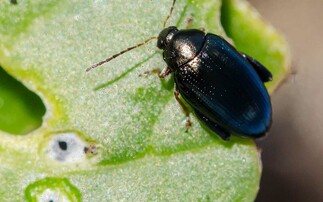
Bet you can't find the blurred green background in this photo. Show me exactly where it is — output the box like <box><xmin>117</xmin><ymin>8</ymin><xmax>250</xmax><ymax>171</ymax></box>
<box><xmin>249</xmin><ymin>0</ymin><xmax>323</xmax><ymax>201</ymax></box>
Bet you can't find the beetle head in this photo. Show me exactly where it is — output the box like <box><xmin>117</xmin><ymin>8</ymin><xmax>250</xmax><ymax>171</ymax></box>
<box><xmin>157</xmin><ymin>26</ymin><xmax>178</xmax><ymax>50</ymax></box>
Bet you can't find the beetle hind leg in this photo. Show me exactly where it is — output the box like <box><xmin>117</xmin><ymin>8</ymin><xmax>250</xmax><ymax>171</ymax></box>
<box><xmin>242</xmin><ymin>53</ymin><xmax>273</xmax><ymax>83</ymax></box>
<box><xmin>193</xmin><ymin>110</ymin><xmax>231</xmax><ymax>141</ymax></box>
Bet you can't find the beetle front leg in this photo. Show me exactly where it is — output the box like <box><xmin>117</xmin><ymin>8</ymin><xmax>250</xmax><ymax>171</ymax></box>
<box><xmin>140</xmin><ymin>67</ymin><xmax>172</xmax><ymax>79</ymax></box>
<box><xmin>174</xmin><ymin>88</ymin><xmax>192</xmax><ymax>131</ymax></box>
<box><xmin>159</xmin><ymin>67</ymin><xmax>172</xmax><ymax>79</ymax></box>
<box><xmin>185</xmin><ymin>15</ymin><xmax>205</xmax><ymax>32</ymax></box>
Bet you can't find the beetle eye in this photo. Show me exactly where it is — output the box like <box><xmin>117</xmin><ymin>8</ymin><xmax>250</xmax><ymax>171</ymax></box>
<box><xmin>157</xmin><ymin>37</ymin><xmax>166</xmax><ymax>49</ymax></box>
<box><xmin>160</xmin><ymin>39</ymin><xmax>165</xmax><ymax>46</ymax></box>
<box><xmin>157</xmin><ymin>26</ymin><xmax>178</xmax><ymax>49</ymax></box>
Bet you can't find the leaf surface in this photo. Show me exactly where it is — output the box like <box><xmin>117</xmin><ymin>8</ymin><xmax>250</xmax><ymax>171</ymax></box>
<box><xmin>0</xmin><ymin>0</ymin><xmax>289</xmax><ymax>201</ymax></box>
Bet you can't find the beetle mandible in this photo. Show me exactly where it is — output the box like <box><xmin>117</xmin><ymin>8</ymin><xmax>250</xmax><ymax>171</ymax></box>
<box><xmin>86</xmin><ymin>0</ymin><xmax>273</xmax><ymax>141</ymax></box>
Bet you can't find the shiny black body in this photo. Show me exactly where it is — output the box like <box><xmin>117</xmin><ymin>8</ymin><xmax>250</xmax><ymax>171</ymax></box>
<box><xmin>157</xmin><ymin>27</ymin><xmax>272</xmax><ymax>140</ymax></box>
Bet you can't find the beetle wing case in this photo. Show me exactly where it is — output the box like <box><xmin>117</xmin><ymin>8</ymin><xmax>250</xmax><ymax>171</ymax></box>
<box><xmin>174</xmin><ymin>34</ymin><xmax>272</xmax><ymax>138</ymax></box>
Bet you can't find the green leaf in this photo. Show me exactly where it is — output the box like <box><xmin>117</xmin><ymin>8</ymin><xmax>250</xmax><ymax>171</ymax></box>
<box><xmin>0</xmin><ymin>0</ymin><xmax>289</xmax><ymax>201</ymax></box>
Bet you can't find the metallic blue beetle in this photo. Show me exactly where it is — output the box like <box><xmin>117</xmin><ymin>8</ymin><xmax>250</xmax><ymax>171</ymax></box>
<box><xmin>156</xmin><ymin>26</ymin><xmax>272</xmax><ymax>140</ymax></box>
<box><xmin>87</xmin><ymin>1</ymin><xmax>273</xmax><ymax>141</ymax></box>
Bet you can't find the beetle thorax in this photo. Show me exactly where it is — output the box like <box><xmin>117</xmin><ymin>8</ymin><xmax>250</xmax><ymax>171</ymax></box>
<box><xmin>157</xmin><ymin>27</ymin><xmax>205</xmax><ymax>71</ymax></box>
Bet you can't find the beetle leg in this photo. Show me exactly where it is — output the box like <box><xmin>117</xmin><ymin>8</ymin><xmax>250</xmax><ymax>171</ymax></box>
<box><xmin>242</xmin><ymin>53</ymin><xmax>273</xmax><ymax>83</ymax></box>
<box><xmin>174</xmin><ymin>88</ymin><xmax>192</xmax><ymax>131</ymax></box>
<box><xmin>159</xmin><ymin>67</ymin><xmax>172</xmax><ymax>79</ymax></box>
<box><xmin>140</xmin><ymin>68</ymin><xmax>161</xmax><ymax>77</ymax></box>
<box><xmin>140</xmin><ymin>67</ymin><xmax>172</xmax><ymax>79</ymax></box>
<box><xmin>193</xmin><ymin>110</ymin><xmax>231</xmax><ymax>141</ymax></box>
<box><xmin>185</xmin><ymin>15</ymin><xmax>205</xmax><ymax>32</ymax></box>
<box><xmin>185</xmin><ymin>16</ymin><xmax>193</xmax><ymax>29</ymax></box>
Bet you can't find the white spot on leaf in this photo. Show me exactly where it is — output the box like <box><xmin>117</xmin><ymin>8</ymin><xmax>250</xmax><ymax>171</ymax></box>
<box><xmin>38</xmin><ymin>189</ymin><xmax>70</xmax><ymax>202</ymax></box>
<box><xmin>46</xmin><ymin>132</ymin><xmax>87</xmax><ymax>163</ymax></box>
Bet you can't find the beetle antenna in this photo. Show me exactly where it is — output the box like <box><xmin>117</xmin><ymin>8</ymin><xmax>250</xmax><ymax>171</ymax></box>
<box><xmin>163</xmin><ymin>0</ymin><xmax>176</xmax><ymax>28</ymax></box>
<box><xmin>86</xmin><ymin>36</ymin><xmax>157</xmax><ymax>72</ymax></box>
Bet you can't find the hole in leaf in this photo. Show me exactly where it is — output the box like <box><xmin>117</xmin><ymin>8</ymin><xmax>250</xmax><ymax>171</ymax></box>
<box><xmin>0</xmin><ymin>66</ymin><xmax>46</xmax><ymax>135</ymax></box>
<box><xmin>10</xmin><ymin>0</ymin><xmax>18</xmax><ymax>5</ymax></box>
<box><xmin>25</xmin><ymin>177</ymin><xmax>82</xmax><ymax>202</ymax></box>
<box><xmin>46</xmin><ymin>132</ymin><xmax>90</xmax><ymax>163</ymax></box>
<box><xmin>58</xmin><ymin>141</ymin><xmax>68</xmax><ymax>151</ymax></box>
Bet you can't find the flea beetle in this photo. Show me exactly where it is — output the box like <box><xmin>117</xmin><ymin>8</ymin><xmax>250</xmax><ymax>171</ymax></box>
<box><xmin>86</xmin><ymin>0</ymin><xmax>272</xmax><ymax>140</ymax></box>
